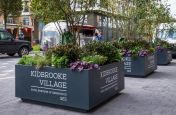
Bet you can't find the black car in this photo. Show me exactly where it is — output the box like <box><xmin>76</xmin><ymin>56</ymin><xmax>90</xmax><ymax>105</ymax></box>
<box><xmin>0</xmin><ymin>30</ymin><xmax>32</xmax><ymax>57</ymax></box>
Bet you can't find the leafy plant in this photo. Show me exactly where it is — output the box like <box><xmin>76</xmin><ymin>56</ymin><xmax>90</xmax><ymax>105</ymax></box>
<box><xmin>45</xmin><ymin>49</ymin><xmax>53</xmax><ymax>66</ymax></box>
<box><xmin>153</xmin><ymin>39</ymin><xmax>172</xmax><ymax>52</ymax></box>
<box><xmin>52</xmin><ymin>44</ymin><xmax>82</xmax><ymax>62</ymax></box>
<box><xmin>52</xmin><ymin>56</ymin><xmax>69</xmax><ymax>68</ymax></box>
<box><xmin>18</xmin><ymin>55</ymin><xmax>37</xmax><ymax>66</ymax></box>
<box><xmin>114</xmin><ymin>39</ymin><xmax>155</xmax><ymax>58</ymax></box>
<box><xmin>36</xmin><ymin>58</ymin><xmax>47</xmax><ymax>69</ymax></box>
<box><xmin>83</xmin><ymin>41</ymin><xmax>121</xmax><ymax>63</ymax></box>
<box><xmin>18</xmin><ymin>54</ymin><xmax>50</xmax><ymax>69</ymax></box>
<box><xmin>32</xmin><ymin>44</ymin><xmax>41</xmax><ymax>51</ymax></box>
<box><xmin>82</xmin><ymin>55</ymin><xmax>107</xmax><ymax>65</ymax></box>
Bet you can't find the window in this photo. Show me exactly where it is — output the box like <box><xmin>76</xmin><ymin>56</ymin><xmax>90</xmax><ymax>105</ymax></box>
<box><xmin>7</xmin><ymin>17</ymin><xmax>14</xmax><ymax>24</ymax></box>
<box><xmin>0</xmin><ymin>32</ymin><xmax>12</xmax><ymax>40</ymax></box>
<box><xmin>23</xmin><ymin>16</ymin><xmax>30</xmax><ymax>25</ymax></box>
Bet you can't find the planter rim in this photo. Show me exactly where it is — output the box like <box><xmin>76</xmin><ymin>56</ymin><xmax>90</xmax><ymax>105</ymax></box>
<box><xmin>123</xmin><ymin>53</ymin><xmax>155</xmax><ymax>58</ymax></box>
<box><xmin>15</xmin><ymin>62</ymin><xmax>121</xmax><ymax>71</ymax></box>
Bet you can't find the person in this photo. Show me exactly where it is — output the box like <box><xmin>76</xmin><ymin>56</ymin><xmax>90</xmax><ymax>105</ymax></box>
<box><xmin>98</xmin><ymin>32</ymin><xmax>103</xmax><ymax>41</ymax></box>
<box><xmin>43</xmin><ymin>40</ymin><xmax>49</xmax><ymax>54</ymax></box>
<box><xmin>93</xmin><ymin>33</ymin><xmax>99</xmax><ymax>41</ymax></box>
<box><xmin>18</xmin><ymin>30</ymin><xmax>24</xmax><ymax>40</ymax></box>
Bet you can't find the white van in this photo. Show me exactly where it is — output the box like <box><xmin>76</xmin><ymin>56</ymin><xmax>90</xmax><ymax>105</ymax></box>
<box><xmin>156</xmin><ymin>23</ymin><xmax>176</xmax><ymax>43</ymax></box>
<box><xmin>41</xmin><ymin>21</ymin><xmax>98</xmax><ymax>49</ymax></box>
<box><xmin>156</xmin><ymin>23</ymin><xmax>176</xmax><ymax>56</ymax></box>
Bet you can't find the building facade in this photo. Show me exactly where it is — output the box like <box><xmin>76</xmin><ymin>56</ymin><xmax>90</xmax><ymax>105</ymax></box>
<box><xmin>74</xmin><ymin>0</ymin><xmax>131</xmax><ymax>40</ymax></box>
<box><xmin>0</xmin><ymin>0</ymin><xmax>37</xmax><ymax>42</ymax></box>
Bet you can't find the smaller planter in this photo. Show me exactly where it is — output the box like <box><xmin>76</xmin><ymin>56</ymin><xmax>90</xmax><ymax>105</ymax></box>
<box><xmin>157</xmin><ymin>49</ymin><xmax>172</xmax><ymax>65</ymax></box>
<box><xmin>15</xmin><ymin>62</ymin><xmax>124</xmax><ymax>111</ymax></box>
<box><xmin>122</xmin><ymin>54</ymin><xmax>157</xmax><ymax>77</ymax></box>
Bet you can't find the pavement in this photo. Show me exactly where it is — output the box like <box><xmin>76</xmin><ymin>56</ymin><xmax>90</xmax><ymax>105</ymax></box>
<box><xmin>0</xmin><ymin>55</ymin><xmax>176</xmax><ymax>115</ymax></box>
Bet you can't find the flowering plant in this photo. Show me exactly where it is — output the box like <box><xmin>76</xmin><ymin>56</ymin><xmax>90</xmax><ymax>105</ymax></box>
<box><xmin>18</xmin><ymin>42</ymin><xmax>122</xmax><ymax>72</ymax></box>
<box><xmin>69</xmin><ymin>61</ymin><xmax>100</xmax><ymax>72</ymax></box>
<box><xmin>113</xmin><ymin>39</ymin><xmax>155</xmax><ymax>58</ymax></box>
<box><xmin>154</xmin><ymin>39</ymin><xmax>172</xmax><ymax>52</ymax></box>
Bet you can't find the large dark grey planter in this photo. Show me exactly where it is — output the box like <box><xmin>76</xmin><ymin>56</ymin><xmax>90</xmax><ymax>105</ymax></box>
<box><xmin>157</xmin><ymin>49</ymin><xmax>172</xmax><ymax>65</ymax></box>
<box><xmin>122</xmin><ymin>54</ymin><xmax>157</xmax><ymax>77</ymax></box>
<box><xmin>15</xmin><ymin>62</ymin><xmax>124</xmax><ymax>110</ymax></box>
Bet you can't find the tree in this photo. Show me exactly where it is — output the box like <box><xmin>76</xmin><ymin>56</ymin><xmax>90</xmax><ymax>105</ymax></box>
<box><xmin>0</xmin><ymin>0</ymin><xmax>22</xmax><ymax>29</ymax></box>
<box><xmin>31</xmin><ymin>0</ymin><xmax>119</xmax><ymax>44</ymax></box>
<box><xmin>126</xmin><ymin>0</ymin><xmax>172</xmax><ymax>40</ymax></box>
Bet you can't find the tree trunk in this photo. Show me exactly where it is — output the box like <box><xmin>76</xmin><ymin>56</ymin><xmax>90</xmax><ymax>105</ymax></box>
<box><xmin>4</xmin><ymin>13</ymin><xmax>7</xmax><ymax>30</ymax></box>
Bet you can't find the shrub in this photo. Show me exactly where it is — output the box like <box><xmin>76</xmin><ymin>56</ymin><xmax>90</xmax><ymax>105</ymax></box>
<box><xmin>32</xmin><ymin>44</ymin><xmax>41</xmax><ymax>51</ymax></box>
<box><xmin>113</xmin><ymin>39</ymin><xmax>155</xmax><ymax>58</ymax></box>
<box><xmin>153</xmin><ymin>39</ymin><xmax>172</xmax><ymax>51</ymax></box>
<box><xmin>18</xmin><ymin>54</ymin><xmax>49</xmax><ymax>69</ymax></box>
<box><xmin>18</xmin><ymin>55</ymin><xmax>37</xmax><ymax>66</ymax></box>
<box><xmin>52</xmin><ymin>56</ymin><xmax>69</xmax><ymax>68</ymax></box>
<box><xmin>83</xmin><ymin>41</ymin><xmax>121</xmax><ymax>63</ymax></box>
<box><xmin>51</xmin><ymin>44</ymin><xmax>82</xmax><ymax>62</ymax></box>
<box><xmin>82</xmin><ymin>55</ymin><xmax>107</xmax><ymax>65</ymax></box>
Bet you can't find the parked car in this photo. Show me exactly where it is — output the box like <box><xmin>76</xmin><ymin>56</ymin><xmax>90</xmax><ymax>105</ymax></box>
<box><xmin>0</xmin><ymin>30</ymin><xmax>32</xmax><ymax>57</ymax></box>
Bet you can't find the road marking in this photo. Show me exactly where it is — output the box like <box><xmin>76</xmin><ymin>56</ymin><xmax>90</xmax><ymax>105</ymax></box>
<box><xmin>0</xmin><ymin>77</ymin><xmax>15</xmax><ymax>80</ymax></box>
<box><xmin>2</xmin><ymin>70</ymin><xmax>14</xmax><ymax>73</ymax></box>
<box><xmin>1</xmin><ymin>63</ymin><xmax>9</xmax><ymax>65</ymax></box>
<box><xmin>7</xmin><ymin>61</ymin><xmax>16</xmax><ymax>63</ymax></box>
<box><xmin>0</xmin><ymin>66</ymin><xmax>7</xmax><ymax>68</ymax></box>
<box><xmin>0</xmin><ymin>73</ymin><xmax>8</xmax><ymax>76</ymax></box>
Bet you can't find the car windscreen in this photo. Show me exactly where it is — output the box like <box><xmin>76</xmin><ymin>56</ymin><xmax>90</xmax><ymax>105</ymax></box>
<box><xmin>158</xmin><ymin>29</ymin><xmax>176</xmax><ymax>40</ymax></box>
<box><xmin>168</xmin><ymin>30</ymin><xmax>176</xmax><ymax>40</ymax></box>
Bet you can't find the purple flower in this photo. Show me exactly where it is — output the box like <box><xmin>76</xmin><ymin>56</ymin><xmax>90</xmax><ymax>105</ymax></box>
<box><xmin>94</xmin><ymin>64</ymin><xmax>100</xmax><ymax>70</ymax></box>
<box><xmin>70</xmin><ymin>65</ymin><xmax>76</xmax><ymax>70</ymax></box>
<box><xmin>69</xmin><ymin>61</ymin><xmax>100</xmax><ymax>72</ymax></box>
<box><xmin>156</xmin><ymin>45</ymin><xmax>164</xmax><ymax>52</ymax></box>
<box><xmin>77</xmin><ymin>66</ymin><xmax>84</xmax><ymax>72</ymax></box>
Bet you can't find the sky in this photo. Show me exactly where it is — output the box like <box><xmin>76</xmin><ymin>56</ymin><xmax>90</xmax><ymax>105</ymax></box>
<box><xmin>164</xmin><ymin>0</ymin><xmax>176</xmax><ymax>18</ymax></box>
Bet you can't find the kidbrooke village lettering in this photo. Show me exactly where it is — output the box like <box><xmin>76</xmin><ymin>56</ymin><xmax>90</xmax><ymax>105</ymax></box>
<box><xmin>30</xmin><ymin>71</ymin><xmax>67</xmax><ymax>80</ymax></box>
<box><xmin>100</xmin><ymin>67</ymin><xmax>118</xmax><ymax>78</ymax></box>
<box><xmin>30</xmin><ymin>71</ymin><xmax>68</xmax><ymax>89</ymax></box>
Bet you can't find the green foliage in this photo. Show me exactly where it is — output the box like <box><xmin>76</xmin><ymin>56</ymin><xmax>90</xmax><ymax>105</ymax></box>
<box><xmin>32</xmin><ymin>44</ymin><xmax>41</xmax><ymax>51</ymax></box>
<box><xmin>0</xmin><ymin>0</ymin><xmax>22</xmax><ymax>29</ymax></box>
<box><xmin>114</xmin><ymin>39</ymin><xmax>153</xmax><ymax>50</ymax></box>
<box><xmin>52</xmin><ymin>56</ymin><xmax>69</xmax><ymax>68</ymax></box>
<box><xmin>83</xmin><ymin>41</ymin><xmax>122</xmax><ymax>63</ymax></box>
<box><xmin>36</xmin><ymin>57</ymin><xmax>47</xmax><ymax>70</ymax></box>
<box><xmin>82</xmin><ymin>55</ymin><xmax>108</xmax><ymax>65</ymax></box>
<box><xmin>113</xmin><ymin>39</ymin><xmax>155</xmax><ymax>58</ymax></box>
<box><xmin>52</xmin><ymin>44</ymin><xmax>82</xmax><ymax>62</ymax></box>
<box><xmin>18</xmin><ymin>54</ymin><xmax>51</xmax><ymax>69</ymax></box>
<box><xmin>45</xmin><ymin>49</ymin><xmax>53</xmax><ymax>66</ymax></box>
<box><xmin>154</xmin><ymin>39</ymin><xmax>172</xmax><ymax>49</ymax></box>
<box><xmin>18</xmin><ymin>55</ymin><xmax>37</xmax><ymax>66</ymax></box>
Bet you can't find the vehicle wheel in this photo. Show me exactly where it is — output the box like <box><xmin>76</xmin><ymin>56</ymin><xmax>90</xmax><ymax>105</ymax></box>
<box><xmin>18</xmin><ymin>47</ymin><xmax>29</xmax><ymax>57</ymax></box>
<box><xmin>7</xmin><ymin>53</ymin><xmax>16</xmax><ymax>56</ymax></box>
